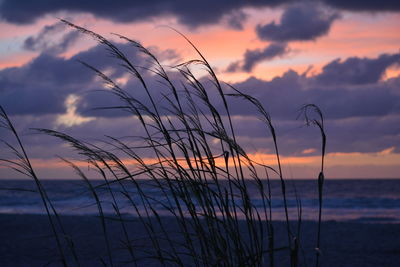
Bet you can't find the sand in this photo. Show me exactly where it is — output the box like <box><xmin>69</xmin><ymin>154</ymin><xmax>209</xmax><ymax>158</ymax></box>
<box><xmin>0</xmin><ymin>214</ymin><xmax>399</xmax><ymax>266</ymax></box>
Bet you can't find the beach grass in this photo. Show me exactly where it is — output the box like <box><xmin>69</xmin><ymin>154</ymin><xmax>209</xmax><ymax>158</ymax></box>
<box><xmin>0</xmin><ymin>21</ymin><xmax>326</xmax><ymax>267</ymax></box>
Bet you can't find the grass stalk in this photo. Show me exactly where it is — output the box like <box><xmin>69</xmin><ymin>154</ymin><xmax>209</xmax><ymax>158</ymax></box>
<box><xmin>0</xmin><ymin>21</ymin><xmax>327</xmax><ymax>266</ymax></box>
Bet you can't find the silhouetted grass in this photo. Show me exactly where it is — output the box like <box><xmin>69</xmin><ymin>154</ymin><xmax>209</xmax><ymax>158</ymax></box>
<box><xmin>0</xmin><ymin>21</ymin><xmax>326</xmax><ymax>266</ymax></box>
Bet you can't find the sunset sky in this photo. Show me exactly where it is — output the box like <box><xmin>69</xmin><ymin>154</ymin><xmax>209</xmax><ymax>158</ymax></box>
<box><xmin>0</xmin><ymin>0</ymin><xmax>399</xmax><ymax>179</ymax></box>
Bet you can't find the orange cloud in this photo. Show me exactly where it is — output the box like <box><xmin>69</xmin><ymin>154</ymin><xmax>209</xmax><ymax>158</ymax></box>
<box><xmin>302</xmin><ymin>148</ymin><xmax>317</xmax><ymax>154</ymax></box>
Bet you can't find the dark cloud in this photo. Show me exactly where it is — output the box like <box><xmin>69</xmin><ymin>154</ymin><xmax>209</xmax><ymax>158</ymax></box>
<box><xmin>1</xmin><ymin>42</ymin><xmax>399</xmax><ymax>156</ymax></box>
<box><xmin>2</xmin><ymin>42</ymin><xmax>399</xmax><ymax>121</ymax></box>
<box><xmin>0</xmin><ymin>54</ymin><xmax>82</xmax><ymax>115</ymax></box>
<box><xmin>223</xmin><ymin>69</ymin><xmax>400</xmax><ymax>154</ymax></box>
<box><xmin>82</xmin><ymin>51</ymin><xmax>400</xmax><ymax>123</ymax></box>
<box><xmin>1</xmin><ymin>0</ymin><xmax>399</xmax><ymax>29</ymax></box>
<box><xmin>227</xmin><ymin>43</ymin><xmax>289</xmax><ymax>72</ymax></box>
<box><xmin>316</xmin><ymin>53</ymin><xmax>400</xmax><ymax>85</ymax></box>
<box><xmin>243</xmin><ymin>43</ymin><xmax>289</xmax><ymax>72</ymax></box>
<box><xmin>0</xmin><ymin>0</ymin><xmax>293</xmax><ymax>28</ymax></box>
<box><xmin>0</xmin><ymin>42</ymin><xmax>153</xmax><ymax>115</ymax></box>
<box><xmin>226</xmin><ymin>52</ymin><xmax>400</xmax><ymax>124</ymax></box>
<box><xmin>23</xmin><ymin>22</ymin><xmax>80</xmax><ymax>54</ymax></box>
<box><xmin>229</xmin><ymin>3</ymin><xmax>339</xmax><ymax>74</ymax></box>
<box><xmin>229</xmin><ymin>113</ymin><xmax>400</xmax><ymax>155</ymax></box>
<box><xmin>256</xmin><ymin>4</ymin><xmax>339</xmax><ymax>42</ymax></box>
<box><xmin>322</xmin><ymin>0</ymin><xmax>400</xmax><ymax>11</ymax></box>
<box><xmin>3</xmin><ymin>100</ymin><xmax>399</xmax><ymax>160</ymax></box>
<box><xmin>23</xmin><ymin>23</ymin><xmax>63</xmax><ymax>50</ymax></box>
<box><xmin>228</xmin><ymin>61</ymin><xmax>400</xmax><ymax>120</ymax></box>
<box><xmin>0</xmin><ymin>114</ymin><xmax>150</xmax><ymax>161</ymax></box>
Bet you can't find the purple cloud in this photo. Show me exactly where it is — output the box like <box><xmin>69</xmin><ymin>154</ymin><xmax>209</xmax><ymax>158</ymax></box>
<box><xmin>23</xmin><ymin>22</ymin><xmax>80</xmax><ymax>55</ymax></box>
<box><xmin>322</xmin><ymin>0</ymin><xmax>400</xmax><ymax>11</ymax></box>
<box><xmin>227</xmin><ymin>43</ymin><xmax>289</xmax><ymax>72</ymax></box>
<box><xmin>1</xmin><ymin>41</ymin><xmax>399</xmax><ymax>157</ymax></box>
<box><xmin>256</xmin><ymin>4</ymin><xmax>340</xmax><ymax>42</ymax></box>
<box><xmin>0</xmin><ymin>43</ymin><xmax>153</xmax><ymax>115</ymax></box>
<box><xmin>316</xmin><ymin>53</ymin><xmax>400</xmax><ymax>85</ymax></box>
<box><xmin>1</xmin><ymin>1</ymin><xmax>398</xmax><ymax>29</ymax></box>
<box><xmin>0</xmin><ymin>0</ymin><xmax>293</xmax><ymax>28</ymax></box>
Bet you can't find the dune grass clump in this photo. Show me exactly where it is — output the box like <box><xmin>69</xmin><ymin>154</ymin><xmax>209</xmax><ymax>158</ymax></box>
<box><xmin>0</xmin><ymin>21</ymin><xmax>326</xmax><ymax>267</ymax></box>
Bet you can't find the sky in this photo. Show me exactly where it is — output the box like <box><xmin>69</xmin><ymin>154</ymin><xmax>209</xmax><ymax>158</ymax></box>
<box><xmin>0</xmin><ymin>0</ymin><xmax>399</xmax><ymax>179</ymax></box>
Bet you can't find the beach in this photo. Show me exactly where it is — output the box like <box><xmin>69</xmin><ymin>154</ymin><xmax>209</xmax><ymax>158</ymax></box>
<box><xmin>1</xmin><ymin>214</ymin><xmax>399</xmax><ymax>266</ymax></box>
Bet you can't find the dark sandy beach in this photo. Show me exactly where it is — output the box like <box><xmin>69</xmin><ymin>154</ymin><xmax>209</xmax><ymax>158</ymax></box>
<box><xmin>0</xmin><ymin>214</ymin><xmax>399</xmax><ymax>266</ymax></box>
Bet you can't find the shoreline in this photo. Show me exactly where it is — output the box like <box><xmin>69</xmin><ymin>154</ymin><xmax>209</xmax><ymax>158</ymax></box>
<box><xmin>1</xmin><ymin>214</ymin><xmax>399</xmax><ymax>266</ymax></box>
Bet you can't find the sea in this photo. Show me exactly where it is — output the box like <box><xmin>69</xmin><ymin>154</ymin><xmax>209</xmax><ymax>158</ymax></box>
<box><xmin>1</xmin><ymin>179</ymin><xmax>399</xmax><ymax>223</ymax></box>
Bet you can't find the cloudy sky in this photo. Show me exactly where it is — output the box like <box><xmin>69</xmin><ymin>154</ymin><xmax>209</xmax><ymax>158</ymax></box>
<box><xmin>0</xmin><ymin>0</ymin><xmax>399</xmax><ymax>179</ymax></box>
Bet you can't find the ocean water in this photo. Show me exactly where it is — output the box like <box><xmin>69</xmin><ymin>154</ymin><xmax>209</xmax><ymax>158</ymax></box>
<box><xmin>0</xmin><ymin>179</ymin><xmax>399</xmax><ymax>223</ymax></box>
